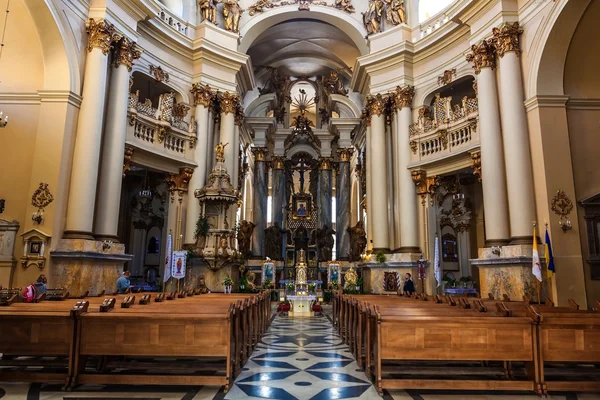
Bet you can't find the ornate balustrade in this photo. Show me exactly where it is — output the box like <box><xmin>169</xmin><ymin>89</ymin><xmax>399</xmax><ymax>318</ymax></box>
<box><xmin>409</xmin><ymin>94</ymin><xmax>479</xmax><ymax>164</ymax></box>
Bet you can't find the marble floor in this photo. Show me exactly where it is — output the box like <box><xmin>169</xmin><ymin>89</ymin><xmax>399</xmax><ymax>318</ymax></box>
<box><xmin>1</xmin><ymin>310</ymin><xmax>599</xmax><ymax>399</ymax></box>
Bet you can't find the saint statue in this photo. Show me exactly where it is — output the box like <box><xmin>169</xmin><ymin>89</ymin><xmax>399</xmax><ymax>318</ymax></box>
<box><xmin>215</xmin><ymin>142</ymin><xmax>228</xmax><ymax>163</ymax></box>
<box><xmin>335</xmin><ymin>0</ymin><xmax>355</xmax><ymax>13</ymax></box>
<box><xmin>316</xmin><ymin>224</ymin><xmax>336</xmax><ymax>261</ymax></box>
<box><xmin>264</xmin><ymin>221</ymin><xmax>285</xmax><ymax>260</ymax></box>
<box><xmin>362</xmin><ymin>0</ymin><xmax>384</xmax><ymax>35</ymax></box>
<box><xmin>384</xmin><ymin>0</ymin><xmax>406</xmax><ymax>26</ymax></box>
<box><xmin>220</xmin><ymin>0</ymin><xmax>243</xmax><ymax>33</ymax></box>
<box><xmin>322</xmin><ymin>70</ymin><xmax>348</xmax><ymax>96</ymax></box>
<box><xmin>348</xmin><ymin>221</ymin><xmax>367</xmax><ymax>261</ymax></box>
<box><xmin>237</xmin><ymin>220</ymin><xmax>255</xmax><ymax>257</ymax></box>
<box><xmin>198</xmin><ymin>0</ymin><xmax>217</xmax><ymax>25</ymax></box>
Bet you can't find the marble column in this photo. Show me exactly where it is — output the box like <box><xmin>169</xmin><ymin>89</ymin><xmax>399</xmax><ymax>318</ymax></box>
<box><xmin>184</xmin><ymin>83</ymin><xmax>214</xmax><ymax>245</ymax></box>
<box><xmin>318</xmin><ymin>157</ymin><xmax>333</xmax><ymax>231</ymax></box>
<box><xmin>366</xmin><ymin>94</ymin><xmax>390</xmax><ymax>252</ymax></box>
<box><xmin>65</xmin><ymin>19</ymin><xmax>120</xmax><ymax>239</ymax></box>
<box><xmin>395</xmin><ymin>86</ymin><xmax>420</xmax><ymax>252</ymax></box>
<box><xmin>95</xmin><ymin>38</ymin><xmax>141</xmax><ymax>241</ymax></box>
<box><xmin>219</xmin><ymin>92</ymin><xmax>238</xmax><ymax>175</ymax></box>
<box><xmin>271</xmin><ymin>156</ymin><xmax>286</xmax><ymax>228</ymax></box>
<box><xmin>251</xmin><ymin>147</ymin><xmax>269</xmax><ymax>257</ymax></box>
<box><xmin>336</xmin><ymin>148</ymin><xmax>353</xmax><ymax>260</ymax></box>
<box><xmin>493</xmin><ymin>23</ymin><xmax>536</xmax><ymax>243</ymax></box>
<box><xmin>466</xmin><ymin>40</ymin><xmax>510</xmax><ymax>246</ymax></box>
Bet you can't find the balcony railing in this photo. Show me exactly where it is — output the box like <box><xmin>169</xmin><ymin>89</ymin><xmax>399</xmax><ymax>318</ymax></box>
<box><xmin>409</xmin><ymin>94</ymin><xmax>479</xmax><ymax>163</ymax></box>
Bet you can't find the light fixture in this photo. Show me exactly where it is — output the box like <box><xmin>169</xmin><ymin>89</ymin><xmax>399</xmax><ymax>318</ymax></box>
<box><xmin>139</xmin><ymin>170</ymin><xmax>152</xmax><ymax>200</ymax></box>
<box><xmin>452</xmin><ymin>174</ymin><xmax>464</xmax><ymax>201</ymax></box>
<box><xmin>0</xmin><ymin>0</ymin><xmax>11</xmax><ymax>128</ymax></box>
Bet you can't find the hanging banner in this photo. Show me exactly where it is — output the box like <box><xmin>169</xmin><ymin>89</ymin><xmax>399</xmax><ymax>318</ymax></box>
<box><xmin>164</xmin><ymin>234</ymin><xmax>172</xmax><ymax>282</ymax></box>
<box><xmin>171</xmin><ymin>250</ymin><xmax>187</xmax><ymax>280</ymax></box>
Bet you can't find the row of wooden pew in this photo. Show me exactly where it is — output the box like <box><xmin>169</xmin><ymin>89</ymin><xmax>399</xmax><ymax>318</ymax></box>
<box><xmin>0</xmin><ymin>290</ymin><xmax>271</xmax><ymax>392</ymax></box>
<box><xmin>332</xmin><ymin>291</ymin><xmax>600</xmax><ymax>396</ymax></box>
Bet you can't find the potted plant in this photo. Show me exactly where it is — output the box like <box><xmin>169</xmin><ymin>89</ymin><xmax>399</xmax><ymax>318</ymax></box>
<box><xmin>376</xmin><ymin>251</ymin><xmax>386</xmax><ymax>264</ymax></box>
<box><xmin>223</xmin><ymin>275</ymin><xmax>233</xmax><ymax>294</ymax></box>
<box><xmin>459</xmin><ymin>276</ymin><xmax>473</xmax><ymax>288</ymax></box>
<box><xmin>442</xmin><ymin>275</ymin><xmax>455</xmax><ymax>290</ymax></box>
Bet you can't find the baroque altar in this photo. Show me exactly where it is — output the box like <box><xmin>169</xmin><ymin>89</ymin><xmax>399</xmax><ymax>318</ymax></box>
<box><xmin>286</xmin><ymin>249</ymin><xmax>316</xmax><ymax>316</ymax></box>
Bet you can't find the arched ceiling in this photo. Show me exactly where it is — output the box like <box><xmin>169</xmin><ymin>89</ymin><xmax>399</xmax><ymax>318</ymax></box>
<box><xmin>248</xmin><ymin>18</ymin><xmax>360</xmax><ymax>83</ymax></box>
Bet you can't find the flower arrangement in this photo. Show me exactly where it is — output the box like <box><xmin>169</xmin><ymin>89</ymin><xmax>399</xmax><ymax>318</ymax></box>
<box><xmin>329</xmin><ymin>279</ymin><xmax>339</xmax><ymax>290</ymax></box>
<box><xmin>376</xmin><ymin>251</ymin><xmax>386</xmax><ymax>264</ymax></box>
<box><xmin>308</xmin><ymin>282</ymin><xmax>316</xmax><ymax>294</ymax></box>
<box><xmin>223</xmin><ymin>275</ymin><xmax>233</xmax><ymax>286</ymax></box>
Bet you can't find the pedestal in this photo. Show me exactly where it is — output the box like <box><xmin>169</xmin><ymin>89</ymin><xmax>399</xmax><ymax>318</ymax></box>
<box><xmin>50</xmin><ymin>239</ymin><xmax>133</xmax><ymax>296</ymax></box>
<box><xmin>187</xmin><ymin>261</ymin><xmax>240</xmax><ymax>293</ymax></box>
<box><xmin>287</xmin><ymin>295</ymin><xmax>315</xmax><ymax>317</ymax></box>
<box><xmin>362</xmin><ymin>252</ymin><xmax>419</xmax><ymax>294</ymax></box>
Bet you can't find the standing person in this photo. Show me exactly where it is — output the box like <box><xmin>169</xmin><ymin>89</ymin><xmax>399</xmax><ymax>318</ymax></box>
<box><xmin>33</xmin><ymin>274</ymin><xmax>47</xmax><ymax>295</ymax></box>
<box><xmin>116</xmin><ymin>271</ymin><xmax>131</xmax><ymax>294</ymax></box>
<box><xmin>403</xmin><ymin>272</ymin><xmax>416</xmax><ymax>295</ymax></box>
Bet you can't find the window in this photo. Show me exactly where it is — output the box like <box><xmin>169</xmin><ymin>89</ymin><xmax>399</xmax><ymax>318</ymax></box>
<box><xmin>419</xmin><ymin>0</ymin><xmax>454</xmax><ymax>22</ymax></box>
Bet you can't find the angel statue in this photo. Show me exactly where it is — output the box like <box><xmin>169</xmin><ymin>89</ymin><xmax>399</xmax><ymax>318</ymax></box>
<box><xmin>362</xmin><ymin>0</ymin><xmax>384</xmax><ymax>35</ymax></box>
<box><xmin>385</xmin><ymin>0</ymin><xmax>406</xmax><ymax>26</ymax></box>
<box><xmin>215</xmin><ymin>142</ymin><xmax>228</xmax><ymax>163</ymax></box>
<box><xmin>198</xmin><ymin>0</ymin><xmax>217</xmax><ymax>24</ymax></box>
<box><xmin>220</xmin><ymin>0</ymin><xmax>244</xmax><ymax>33</ymax></box>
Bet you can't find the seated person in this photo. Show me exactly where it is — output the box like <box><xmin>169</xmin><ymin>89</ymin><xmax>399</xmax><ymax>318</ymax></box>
<box><xmin>33</xmin><ymin>274</ymin><xmax>47</xmax><ymax>295</ymax></box>
<box><xmin>403</xmin><ymin>272</ymin><xmax>416</xmax><ymax>295</ymax></box>
<box><xmin>116</xmin><ymin>271</ymin><xmax>131</xmax><ymax>294</ymax></box>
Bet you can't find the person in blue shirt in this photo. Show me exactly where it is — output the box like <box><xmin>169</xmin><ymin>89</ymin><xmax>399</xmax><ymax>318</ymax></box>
<box><xmin>33</xmin><ymin>274</ymin><xmax>47</xmax><ymax>295</ymax></box>
<box><xmin>116</xmin><ymin>271</ymin><xmax>131</xmax><ymax>294</ymax></box>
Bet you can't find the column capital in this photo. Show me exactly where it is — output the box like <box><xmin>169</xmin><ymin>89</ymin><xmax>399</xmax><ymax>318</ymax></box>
<box><xmin>112</xmin><ymin>37</ymin><xmax>141</xmax><ymax>71</ymax></box>
<box><xmin>492</xmin><ymin>22</ymin><xmax>523</xmax><ymax>58</ymax></box>
<box><xmin>190</xmin><ymin>83</ymin><xmax>215</xmax><ymax>107</ymax></box>
<box><xmin>466</xmin><ymin>39</ymin><xmax>496</xmax><ymax>74</ymax></box>
<box><xmin>411</xmin><ymin>170</ymin><xmax>440</xmax><ymax>206</ymax></box>
<box><xmin>271</xmin><ymin>156</ymin><xmax>286</xmax><ymax>170</ymax></box>
<box><xmin>366</xmin><ymin>93</ymin><xmax>387</xmax><ymax>116</ymax></box>
<box><xmin>219</xmin><ymin>91</ymin><xmax>240</xmax><ymax>115</ymax></box>
<box><xmin>336</xmin><ymin>147</ymin><xmax>354</xmax><ymax>162</ymax></box>
<box><xmin>393</xmin><ymin>85</ymin><xmax>415</xmax><ymax>110</ymax></box>
<box><xmin>166</xmin><ymin>167</ymin><xmax>194</xmax><ymax>202</ymax></box>
<box><xmin>251</xmin><ymin>146</ymin><xmax>269</xmax><ymax>162</ymax></box>
<box><xmin>319</xmin><ymin>157</ymin><xmax>334</xmax><ymax>170</ymax></box>
<box><xmin>85</xmin><ymin>18</ymin><xmax>121</xmax><ymax>55</ymax></box>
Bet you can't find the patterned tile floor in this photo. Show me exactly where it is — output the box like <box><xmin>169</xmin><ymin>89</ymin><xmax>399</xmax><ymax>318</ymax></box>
<box><xmin>1</xmin><ymin>309</ymin><xmax>599</xmax><ymax>399</ymax></box>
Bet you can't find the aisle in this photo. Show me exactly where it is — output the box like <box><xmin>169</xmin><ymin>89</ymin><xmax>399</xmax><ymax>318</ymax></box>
<box><xmin>225</xmin><ymin>313</ymin><xmax>380</xmax><ymax>400</ymax></box>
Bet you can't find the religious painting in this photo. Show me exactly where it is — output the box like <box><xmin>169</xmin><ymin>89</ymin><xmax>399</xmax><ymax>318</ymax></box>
<box><xmin>442</xmin><ymin>233</ymin><xmax>458</xmax><ymax>263</ymax></box>
<box><xmin>171</xmin><ymin>251</ymin><xmax>187</xmax><ymax>280</ymax></box>
<box><xmin>292</xmin><ymin>193</ymin><xmax>312</xmax><ymax>219</ymax></box>
<box><xmin>383</xmin><ymin>271</ymin><xmax>399</xmax><ymax>292</ymax></box>
<box><xmin>262</xmin><ymin>261</ymin><xmax>275</xmax><ymax>284</ymax></box>
<box><xmin>327</xmin><ymin>262</ymin><xmax>340</xmax><ymax>284</ymax></box>
<box><xmin>29</xmin><ymin>241</ymin><xmax>41</xmax><ymax>255</ymax></box>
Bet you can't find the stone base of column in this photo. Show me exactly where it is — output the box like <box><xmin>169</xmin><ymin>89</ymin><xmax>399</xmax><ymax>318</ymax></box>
<box><xmin>510</xmin><ymin>235</ymin><xmax>539</xmax><ymax>245</ymax></box>
<box><xmin>484</xmin><ymin>238</ymin><xmax>511</xmax><ymax>247</ymax></box>
<box><xmin>395</xmin><ymin>246</ymin><xmax>421</xmax><ymax>254</ymax></box>
<box><xmin>187</xmin><ymin>260</ymin><xmax>241</xmax><ymax>293</ymax></box>
<box><xmin>372</xmin><ymin>247</ymin><xmax>390</xmax><ymax>253</ymax></box>
<box><xmin>49</xmin><ymin>239</ymin><xmax>133</xmax><ymax>297</ymax></box>
<box><xmin>94</xmin><ymin>234</ymin><xmax>120</xmax><ymax>242</ymax></box>
<box><xmin>63</xmin><ymin>230</ymin><xmax>95</xmax><ymax>240</ymax></box>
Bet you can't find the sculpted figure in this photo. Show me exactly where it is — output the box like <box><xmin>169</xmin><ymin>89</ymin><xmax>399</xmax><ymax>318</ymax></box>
<box><xmin>362</xmin><ymin>0</ymin><xmax>384</xmax><ymax>35</ymax></box>
<box><xmin>384</xmin><ymin>0</ymin><xmax>405</xmax><ymax>26</ymax></box>
<box><xmin>264</xmin><ymin>221</ymin><xmax>285</xmax><ymax>260</ymax></box>
<box><xmin>335</xmin><ymin>0</ymin><xmax>355</xmax><ymax>13</ymax></box>
<box><xmin>322</xmin><ymin>70</ymin><xmax>348</xmax><ymax>96</ymax></box>
<box><xmin>316</xmin><ymin>224</ymin><xmax>336</xmax><ymax>261</ymax></box>
<box><xmin>237</xmin><ymin>220</ymin><xmax>255</xmax><ymax>257</ymax></box>
<box><xmin>198</xmin><ymin>0</ymin><xmax>217</xmax><ymax>24</ymax></box>
<box><xmin>215</xmin><ymin>142</ymin><xmax>228</xmax><ymax>163</ymax></box>
<box><xmin>348</xmin><ymin>221</ymin><xmax>367</xmax><ymax>261</ymax></box>
<box><xmin>220</xmin><ymin>0</ymin><xmax>243</xmax><ymax>33</ymax></box>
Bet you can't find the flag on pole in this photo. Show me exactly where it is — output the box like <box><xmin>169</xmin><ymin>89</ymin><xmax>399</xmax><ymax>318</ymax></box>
<box><xmin>164</xmin><ymin>233</ymin><xmax>172</xmax><ymax>283</ymax></box>
<box><xmin>545</xmin><ymin>227</ymin><xmax>555</xmax><ymax>279</ymax></box>
<box><xmin>532</xmin><ymin>226</ymin><xmax>542</xmax><ymax>282</ymax></box>
<box><xmin>434</xmin><ymin>235</ymin><xmax>441</xmax><ymax>288</ymax></box>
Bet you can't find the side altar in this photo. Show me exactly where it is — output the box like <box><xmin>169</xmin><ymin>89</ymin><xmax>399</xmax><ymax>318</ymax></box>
<box><xmin>286</xmin><ymin>249</ymin><xmax>316</xmax><ymax>316</ymax></box>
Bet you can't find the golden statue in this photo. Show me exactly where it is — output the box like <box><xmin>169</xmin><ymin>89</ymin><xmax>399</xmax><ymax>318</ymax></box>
<box><xmin>198</xmin><ymin>0</ymin><xmax>217</xmax><ymax>24</ymax></box>
<box><xmin>335</xmin><ymin>0</ymin><xmax>355</xmax><ymax>13</ymax></box>
<box><xmin>362</xmin><ymin>0</ymin><xmax>384</xmax><ymax>35</ymax></box>
<box><xmin>220</xmin><ymin>0</ymin><xmax>243</xmax><ymax>33</ymax></box>
<box><xmin>385</xmin><ymin>0</ymin><xmax>406</xmax><ymax>25</ymax></box>
<box><xmin>296</xmin><ymin>249</ymin><xmax>307</xmax><ymax>285</ymax></box>
<box><xmin>215</xmin><ymin>142</ymin><xmax>228</xmax><ymax>163</ymax></box>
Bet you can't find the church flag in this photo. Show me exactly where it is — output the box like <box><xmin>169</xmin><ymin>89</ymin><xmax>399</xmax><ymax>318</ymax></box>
<box><xmin>434</xmin><ymin>235</ymin><xmax>441</xmax><ymax>288</ymax></box>
<box><xmin>164</xmin><ymin>233</ymin><xmax>172</xmax><ymax>283</ymax></box>
<box><xmin>532</xmin><ymin>226</ymin><xmax>542</xmax><ymax>282</ymax></box>
<box><xmin>545</xmin><ymin>227</ymin><xmax>555</xmax><ymax>279</ymax></box>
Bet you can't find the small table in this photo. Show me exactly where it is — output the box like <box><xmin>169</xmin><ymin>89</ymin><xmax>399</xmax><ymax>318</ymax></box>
<box><xmin>287</xmin><ymin>295</ymin><xmax>316</xmax><ymax>317</ymax></box>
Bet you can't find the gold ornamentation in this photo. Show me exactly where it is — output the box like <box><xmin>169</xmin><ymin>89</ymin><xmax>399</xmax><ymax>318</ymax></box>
<box><xmin>159</xmin><ymin>92</ymin><xmax>175</xmax><ymax>122</ymax></box>
<box><xmin>366</xmin><ymin>93</ymin><xmax>386</xmax><ymax>117</ymax></box>
<box><xmin>393</xmin><ymin>85</ymin><xmax>414</xmax><ymax>109</ymax></box>
<box><xmin>384</xmin><ymin>0</ymin><xmax>405</xmax><ymax>26</ymax></box>
<box><xmin>466</xmin><ymin>39</ymin><xmax>496</xmax><ymax>74</ymax></box>
<box><xmin>492</xmin><ymin>22</ymin><xmax>523</xmax><ymax>58</ymax></box>
<box><xmin>271</xmin><ymin>156</ymin><xmax>286</xmax><ymax>170</ymax></box>
<box><xmin>166</xmin><ymin>167</ymin><xmax>194</xmax><ymax>202</ymax></box>
<box><xmin>190</xmin><ymin>83</ymin><xmax>215</xmax><ymax>107</ymax></box>
<box><xmin>252</xmin><ymin>147</ymin><xmax>269</xmax><ymax>162</ymax></box>
<box><xmin>412</xmin><ymin>170</ymin><xmax>427</xmax><ymax>195</ymax></box>
<box><xmin>345</xmin><ymin>266</ymin><xmax>358</xmax><ymax>286</ymax></box>
<box><xmin>438</xmin><ymin>130</ymin><xmax>448</xmax><ymax>149</ymax></box>
<box><xmin>112</xmin><ymin>37</ymin><xmax>141</xmax><ymax>71</ymax></box>
<box><xmin>31</xmin><ymin>183</ymin><xmax>54</xmax><ymax>210</ymax></box>
<box><xmin>426</xmin><ymin>175</ymin><xmax>441</xmax><ymax>206</ymax></box>
<box><xmin>85</xmin><ymin>18</ymin><xmax>121</xmax><ymax>55</ymax></box>
<box><xmin>363</xmin><ymin>0</ymin><xmax>384</xmax><ymax>35</ymax></box>
<box><xmin>198</xmin><ymin>0</ymin><xmax>218</xmax><ymax>24</ymax></box>
<box><xmin>551</xmin><ymin>190</ymin><xmax>573</xmax><ymax>218</ymax></box>
<box><xmin>215</xmin><ymin>142</ymin><xmax>229</xmax><ymax>163</ymax></box>
<box><xmin>337</xmin><ymin>148</ymin><xmax>353</xmax><ymax>162</ymax></box>
<box><xmin>323</xmin><ymin>70</ymin><xmax>348</xmax><ymax>96</ymax></box>
<box><xmin>319</xmin><ymin>157</ymin><xmax>333</xmax><ymax>170</ymax></box>
<box><xmin>335</xmin><ymin>0</ymin><xmax>355</xmax><ymax>13</ymax></box>
<box><xmin>409</xmin><ymin>140</ymin><xmax>418</xmax><ymax>154</ymax></box>
<box><xmin>157</xmin><ymin>126</ymin><xmax>167</xmax><ymax>143</ymax></box>
<box><xmin>149</xmin><ymin>65</ymin><xmax>170</xmax><ymax>82</ymax></box>
<box><xmin>123</xmin><ymin>146</ymin><xmax>134</xmax><ymax>178</ymax></box>
<box><xmin>219</xmin><ymin>92</ymin><xmax>239</xmax><ymax>115</ymax></box>
<box><xmin>471</xmin><ymin>152</ymin><xmax>481</xmax><ymax>182</ymax></box>
<box><xmin>219</xmin><ymin>0</ymin><xmax>244</xmax><ymax>33</ymax></box>
<box><xmin>248</xmin><ymin>0</ymin><xmax>352</xmax><ymax>15</ymax></box>
<box><xmin>173</xmin><ymin>103</ymin><xmax>190</xmax><ymax>120</ymax></box>
<box><xmin>438</xmin><ymin>69</ymin><xmax>456</xmax><ymax>86</ymax></box>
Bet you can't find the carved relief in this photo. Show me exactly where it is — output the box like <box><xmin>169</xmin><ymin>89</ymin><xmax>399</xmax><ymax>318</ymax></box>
<box><xmin>551</xmin><ymin>190</ymin><xmax>573</xmax><ymax>219</ymax></box>
<box><xmin>248</xmin><ymin>0</ymin><xmax>353</xmax><ymax>15</ymax></box>
<box><xmin>492</xmin><ymin>22</ymin><xmax>523</xmax><ymax>58</ymax></box>
<box><xmin>465</xmin><ymin>39</ymin><xmax>497</xmax><ymax>74</ymax></box>
<box><xmin>366</xmin><ymin>93</ymin><xmax>386</xmax><ymax>117</ymax></box>
<box><xmin>220</xmin><ymin>0</ymin><xmax>243</xmax><ymax>33</ymax></box>
<box><xmin>85</xmin><ymin>18</ymin><xmax>121</xmax><ymax>55</ymax></box>
<box><xmin>198</xmin><ymin>0</ymin><xmax>218</xmax><ymax>24</ymax></box>
<box><xmin>219</xmin><ymin>92</ymin><xmax>240</xmax><ymax>115</ymax></box>
<box><xmin>393</xmin><ymin>85</ymin><xmax>414</xmax><ymax>110</ymax></box>
<box><xmin>31</xmin><ymin>183</ymin><xmax>54</xmax><ymax>211</ymax></box>
<box><xmin>112</xmin><ymin>37</ymin><xmax>142</xmax><ymax>71</ymax></box>
<box><xmin>123</xmin><ymin>146</ymin><xmax>134</xmax><ymax>178</ymax></box>
<box><xmin>471</xmin><ymin>152</ymin><xmax>481</xmax><ymax>182</ymax></box>
<box><xmin>166</xmin><ymin>168</ymin><xmax>194</xmax><ymax>202</ymax></box>
<box><xmin>190</xmin><ymin>83</ymin><xmax>215</xmax><ymax>107</ymax></box>
<box><xmin>438</xmin><ymin>69</ymin><xmax>456</xmax><ymax>86</ymax></box>
<box><xmin>149</xmin><ymin>65</ymin><xmax>170</xmax><ymax>82</ymax></box>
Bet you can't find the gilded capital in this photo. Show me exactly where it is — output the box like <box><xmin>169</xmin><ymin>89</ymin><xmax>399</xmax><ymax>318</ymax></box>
<box><xmin>166</xmin><ymin>167</ymin><xmax>194</xmax><ymax>202</ymax></box>
<box><xmin>219</xmin><ymin>91</ymin><xmax>240</xmax><ymax>115</ymax></box>
<box><xmin>190</xmin><ymin>83</ymin><xmax>215</xmax><ymax>108</ymax></box>
<box><xmin>271</xmin><ymin>156</ymin><xmax>286</xmax><ymax>170</ymax></box>
<box><xmin>85</xmin><ymin>18</ymin><xmax>121</xmax><ymax>55</ymax></box>
<box><xmin>492</xmin><ymin>22</ymin><xmax>523</xmax><ymax>58</ymax></box>
<box><xmin>411</xmin><ymin>170</ymin><xmax>427</xmax><ymax>195</ymax></box>
<box><xmin>336</xmin><ymin>148</ymin><xmax>354</xmax><ymax>163</ymax></box>
<box><xmin>366</xmin><ymin>93</ymin><xmax>386</xmax><ymax>117</ymax></box>
<box><xmin>251</xmin><ymin>146</ymin><xmax>269</xmax><ymax>162</ymax></box>
<box><xmin>319</xmin><ymin>157</ymin><xmax>334</xmax><ymax>170</ymax></box>
<box><xmin>394</xmin><ymin>85</ymin><xmax>415</xmax><ymax>110</ymax></box>
<box><xmin>465</xmin><ymin>39</ymin><xmax>496</xmax><ymax>74</ymax></box>
<box><xmin>113</xmin><ymin>37</ymin><xmax>141</xmax><ymax>71</ymax></box>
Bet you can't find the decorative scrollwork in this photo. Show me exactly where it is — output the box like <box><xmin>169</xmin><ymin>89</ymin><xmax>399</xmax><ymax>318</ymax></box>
<box><xmin>31</xmin><ymin>183</ymin><xmax>54</xmax><ymax>210</ymax></box>
<box><xmin>551</xmin><ymin>190</ymin><xmax>573</xmax><ymax>218</ymax></box>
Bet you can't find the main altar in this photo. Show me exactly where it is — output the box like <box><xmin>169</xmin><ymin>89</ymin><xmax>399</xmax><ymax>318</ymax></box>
<box><xmin>286</xmin><ymin>249</ymin><xmax>316</xmax><ymax>316</ymax></box>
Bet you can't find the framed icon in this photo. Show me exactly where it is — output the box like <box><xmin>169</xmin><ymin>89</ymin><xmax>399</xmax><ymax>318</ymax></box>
<box><xmin>327</xmin><ymin>261</ymin><xmax>340</xmax><ymax>283</ymax></box>
<box><xmin>29</xmin><ymin>241</ymin><xmax>42</xmax><ymax>255</ymax></box>
<box><xmin>262</xmin><ymin>261</ymin><xmax>276</xmax><ymax>285</ymax></box>
<box><xmin>292</xmin><ymin>193</ymin><xmax>312</xmax><ymax>219</ymax></box>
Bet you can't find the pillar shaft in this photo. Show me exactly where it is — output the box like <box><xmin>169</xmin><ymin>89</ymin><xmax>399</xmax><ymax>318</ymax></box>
<box><xmin>318</xmin><ymin>158</ymin><xmax>333</xmax><ymax>230</ymax></box>
<box><xmin>272</xmin><ymin>157</ymin><xmax>285</xmax><ymax>227</ymax></box>
<box><xmin>251</xmin><ymin>148</ymin><xmax>268</xmax><ymax>257</ymax></box>
<box><xmin>65</xmin><ymin>20</ymin><xmax>117</xmax><ymax>238</ymax></box>
<box><xmin>366</xmin><ymin>127</ymin><xmax>374</xmax><ymax>251</ymax></box>
<box><xmin>336</xmin><ymin>149</ymin><xmax>353</xmax><ymax>260</ymax></box>
<box><xmin>369</xmin><ymin>113</ymin><xmax>390</xmax><ymax>251</ymax></box>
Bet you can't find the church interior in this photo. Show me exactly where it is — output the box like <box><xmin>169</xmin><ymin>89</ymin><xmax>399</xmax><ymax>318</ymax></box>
<box><xmin>1</xmin><ymin>0</ymin><xmax>600</xmax><ymax>399</ymax></box>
